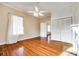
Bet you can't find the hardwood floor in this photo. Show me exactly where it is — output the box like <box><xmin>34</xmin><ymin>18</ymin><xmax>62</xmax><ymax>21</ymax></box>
<box><xmin>0</xmin><ymin>37</ymin><xmax>72</xmax><ymax>56</ymax></box>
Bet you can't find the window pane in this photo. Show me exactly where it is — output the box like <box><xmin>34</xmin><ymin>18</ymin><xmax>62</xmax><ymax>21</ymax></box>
<box><xmin>11</xmin><ymin>15</ymin><xmax>24</xmax><ymax>35</ymax></box>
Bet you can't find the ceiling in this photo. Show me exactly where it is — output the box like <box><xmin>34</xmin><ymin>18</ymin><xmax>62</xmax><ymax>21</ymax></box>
<box><xmin>0</xmin><ymin>2</ymin><xmax>74</xmax><ymax>17</ymax></box>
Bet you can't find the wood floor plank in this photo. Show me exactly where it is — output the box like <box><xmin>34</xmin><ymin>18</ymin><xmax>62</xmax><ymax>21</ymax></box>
<box><xmin>27</xmin><ymin>39</ymin><xmax>57</xmax><ymax>55</ymax></box>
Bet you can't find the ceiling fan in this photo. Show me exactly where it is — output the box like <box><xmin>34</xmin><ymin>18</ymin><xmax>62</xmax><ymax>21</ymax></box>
<box><xmin>27</xmin><ymin>3</ymin><xmax>45</xmax><ymax>17</ymax></box>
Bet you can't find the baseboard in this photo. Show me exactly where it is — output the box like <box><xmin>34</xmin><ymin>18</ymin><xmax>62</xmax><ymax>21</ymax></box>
<box><xmin>0</xmin><ymin>36</ymin><xmax>40</xmax><ymax>45</ymax></box>
<box><xmin>0</xmin><ymin>41</ymin><xmax>6</xmax><ymax>45</ymax></box>
<box><xmin>18</xmin><ymin>35</ymin><xmax>40</xmax><ymax>41</ymax></box>
<box><xmin>19</xmin><ymin>36</ymin><xmax>40</xmax><ymax>42</ymax></box>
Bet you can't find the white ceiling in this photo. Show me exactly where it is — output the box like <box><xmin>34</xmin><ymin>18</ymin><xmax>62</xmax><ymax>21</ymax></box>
<box><xmin>0</xmin><ymin>2</ymin><xmax>75</xmax><ymax>17</ymax></box>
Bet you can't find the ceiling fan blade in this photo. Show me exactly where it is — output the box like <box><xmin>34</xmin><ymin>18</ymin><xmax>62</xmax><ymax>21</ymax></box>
<box><xmin>35</xmin><ymin>6</ymin><xmax>39</xmax><ymax>12</ymax></box>
<box><xmin>39</xmin><ymin>13</ymin><xmax>44</xmax><ymax>16</ymax></box>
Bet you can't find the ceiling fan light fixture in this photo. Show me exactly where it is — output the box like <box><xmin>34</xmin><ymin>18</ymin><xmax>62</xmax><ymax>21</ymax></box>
<box><xmin>34</xmin><ymin>12</ymin><xmax>39</xmax><ymax>17</ymax></box>
<box><xmin>27</xmin><ymin>2</ymin><xmax>45</xmax><ymax>17</ymax></box>
<box><xmin>39</xmin><ymin>12</ymin><xmax>44</xmax><ymax>16</ymax></box>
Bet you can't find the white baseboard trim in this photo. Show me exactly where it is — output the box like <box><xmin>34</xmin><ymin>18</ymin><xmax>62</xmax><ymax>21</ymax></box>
<box><xmin>0</xmin><ymin>41</ymin><xmax>6</xmax><ymax>45</ymax></box>
<box><xmin>0</xmin><ymin>36</ymin><xmax>40</xmax><ymax>45</ymax></box>
<box><xmin>18</xmin><ymin>35</ymin><xmax>40</xmax><ymax>41</ymax></box>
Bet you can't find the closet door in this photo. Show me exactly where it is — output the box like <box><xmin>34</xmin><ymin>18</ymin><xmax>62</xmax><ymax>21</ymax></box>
<box><xmin>60</xmin><ymin>18</ymin><xmax>72</xmax><ymax>43</ymax></box>
<box><xmin>51</xmin><ymin>20</ymin><xmax>60</xmax><ymax>41</ymax></box>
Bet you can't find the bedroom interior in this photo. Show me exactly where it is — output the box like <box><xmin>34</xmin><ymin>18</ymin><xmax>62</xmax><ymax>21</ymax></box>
<box><xmin>0</xmin><ymin>2</ymin><xmax>79</xmax><ymax>56</ymax></box>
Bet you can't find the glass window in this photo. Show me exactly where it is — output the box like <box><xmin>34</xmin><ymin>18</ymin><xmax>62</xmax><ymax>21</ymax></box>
<box><xmin>11</xmin><ymin>15</ymin><xmax>24</xmax><ymax>35</ymax></box>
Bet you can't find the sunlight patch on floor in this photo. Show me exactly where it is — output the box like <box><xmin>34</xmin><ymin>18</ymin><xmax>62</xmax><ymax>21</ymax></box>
<box><xmin>60</xmin><ymin>47</ymin><xmax>76</xmax><ymax>56</ymax></box>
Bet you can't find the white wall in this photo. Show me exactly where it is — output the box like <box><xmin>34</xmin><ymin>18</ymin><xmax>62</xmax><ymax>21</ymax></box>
<box><xmin>72</xmin><ymin>3</ymin><xmax>79</xmax><ymax>24</ymax></box>
<box><xmin>52</xmin><ymin>6</ymin><xmax>73</xmax><ymax>20</ymax></box>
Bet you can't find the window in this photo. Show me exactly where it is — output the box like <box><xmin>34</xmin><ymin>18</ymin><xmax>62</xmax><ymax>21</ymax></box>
<box><xmin>11</xmin><ymin>15</ymin><xmax>24</xmax><ymax>35</ymax></box>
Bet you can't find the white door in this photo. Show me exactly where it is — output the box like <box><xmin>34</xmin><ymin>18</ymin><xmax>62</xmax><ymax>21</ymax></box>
<box><xmin>51</xmin><ymin>20</ymin><xmax>60</xmax><ymax>41</ymax></box>
<box><xmin>60</xmin><ymin>18</ymin><xmax>72</xmax><ymax>43</ymax></box>
<box><xmin>40</xmin><ymin>23</ymin><xmax>47</xmax><ymax>37</ymax></box>
<box><xmin>51</xmin><ymin>17</ymin><xmax>72</xmax><ymax>43</ymax></box>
